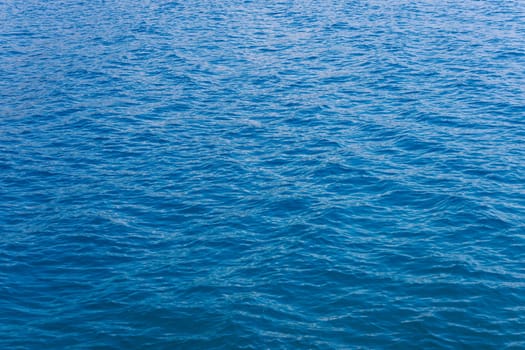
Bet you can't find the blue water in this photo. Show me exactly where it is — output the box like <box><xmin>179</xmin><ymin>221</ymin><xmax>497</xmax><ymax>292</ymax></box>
<box><xmin>1</xmin><ymin>0</ymin><xmax>525</xmax><ymax>348</ymax></box>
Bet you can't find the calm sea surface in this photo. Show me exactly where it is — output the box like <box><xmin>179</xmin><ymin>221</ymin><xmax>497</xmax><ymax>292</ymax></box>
<box><xmin>1</xmin><ymin>0</ymin><xmax>525</xmax><ymax>348</ymax></box>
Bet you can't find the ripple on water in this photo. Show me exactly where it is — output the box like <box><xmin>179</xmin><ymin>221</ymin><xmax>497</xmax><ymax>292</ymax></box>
<box><xmin>1</xmin><ymin>0</ymin><xmax>525</xmax><ymax>348</ymax></box>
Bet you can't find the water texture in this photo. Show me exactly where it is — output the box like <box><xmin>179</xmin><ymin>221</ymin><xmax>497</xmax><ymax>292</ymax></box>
<box><xmin>1</xmin><ymin>0</ymin><xmax>525</xmax><ymax>348</ymax></box>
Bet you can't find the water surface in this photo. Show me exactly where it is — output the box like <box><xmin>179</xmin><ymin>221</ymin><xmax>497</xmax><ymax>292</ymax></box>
<box><xmin>1</xmin><ymin>0</ymin><xmax>525</xmax><ymax>348</ymax></box>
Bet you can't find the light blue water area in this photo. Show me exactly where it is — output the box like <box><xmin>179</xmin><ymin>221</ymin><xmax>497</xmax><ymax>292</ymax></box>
<box><xmin>1</xmin><ymin>0</ymin><xmax>525</xmax><ymax>348</ymax></box>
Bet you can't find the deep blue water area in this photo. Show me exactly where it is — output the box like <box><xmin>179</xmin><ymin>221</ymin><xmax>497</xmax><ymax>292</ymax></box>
<box><xmin>1</xmin><ymin>0</ymin><xmax>525</xmax><ymax>348</ymax></box>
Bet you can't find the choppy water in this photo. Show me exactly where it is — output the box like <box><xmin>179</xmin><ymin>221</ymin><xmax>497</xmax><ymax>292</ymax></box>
<box><xmin>1</xmin><ymin>0</ymin><xmax>525</xmax><ymax>348</ymax></box>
